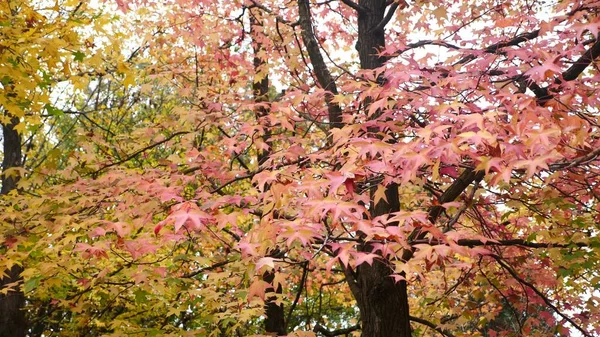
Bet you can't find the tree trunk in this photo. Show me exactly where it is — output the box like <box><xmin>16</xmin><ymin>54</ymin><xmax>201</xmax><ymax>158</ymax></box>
<box><xmin>353</xmin><ymin>1</ymin><xmax>412</xmax><ymax>336</ymax></box>
<box><xmin>356</xmin><ymin>0</ymin><xmax>388</xmax><ymax>71</ymax></box>
<box><xmin>250</xmin><ymin>9</ymin><xmax>287</xmax><ymax>336</ymax></box>
<box><xmin>263</xmin><ymin>270</ymin><xmax>286</xmax><ymax>335</ymax></box>
<box><xmin>353</xmin><ymin>183</ymin><xmax>412</xmax><ymax>337</ymax></box>
<box><xmin>355</xmin><ymin>254</ymin><xmax>411</xmax><ymax>337</ymax></box>
<box><xmin>296</xmin><ymin>0</ymin><xmax>411</xmax><ymax>334</ymax></box>
<box><xmin>0</xmin><ymin>117</ymin><xmax>26</xmax><ymax>337</ymax></box>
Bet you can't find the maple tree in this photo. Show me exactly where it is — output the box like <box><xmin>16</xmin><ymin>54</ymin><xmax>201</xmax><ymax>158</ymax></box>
<box><xmin>0</xmin><ymin>1</ymin><xmax>140</xmax><ymax>335</ymax></box>
<box><xmin>2</xmin><ymin>0</ymin><xmax>600</xmax><ymax>336</ymax></box>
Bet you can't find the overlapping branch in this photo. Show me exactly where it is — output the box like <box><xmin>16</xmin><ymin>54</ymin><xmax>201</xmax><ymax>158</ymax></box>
<box><xmin>93</xmin><ymin>130</ymin><xmax>190</xmax><ymax>175</ymax></box>
<box><xmin>409</xmin><ymin>315</ymin><xmax>456</xmax><ymax>337</ymax></box>
<box><xmin>297</xmin><ymin>0</ymin><xmax>343</xmax><ymax>130</ymax></box>
<box><xmin>412</xmin><ymin>238</ymin><xmax>590</xmax><ymax>249</ymax></box>
<box><xmin>313</xmin><ymin>323</ymin><xmax>361</xmax><ymax>336</ymax></box>
<box><xmin>492</xmin><ymin>255</ymin><xmax>592</xmax><ymax>337</ymax></box>
<box><xmin>338</xmin><ymin>0</ymin><xmax>367</xmax><ymax>14</ymax></box>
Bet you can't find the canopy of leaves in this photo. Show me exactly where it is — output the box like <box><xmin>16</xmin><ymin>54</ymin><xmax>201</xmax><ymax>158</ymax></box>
<box><xmin>1</xmin><ymin>0</ymin><xmax>600</xmax><ymax>336</ymax></box>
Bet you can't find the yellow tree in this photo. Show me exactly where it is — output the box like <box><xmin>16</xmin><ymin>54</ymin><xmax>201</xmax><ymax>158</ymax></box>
<box><xmin>0</xmin><ymin>1</ymin><xmax>135</xmax><ymax>335</ymax></box>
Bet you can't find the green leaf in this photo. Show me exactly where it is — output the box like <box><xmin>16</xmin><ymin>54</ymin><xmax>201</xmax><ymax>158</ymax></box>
<box><xmin>29</xmin><ymin>249</ymin><xmax>43</xmax><ymax>259</ymax></box>
<box><xmin>501</xmin><ymin>210</ymin><xmax>515</xmax><ymax>221</ymax></box>
<box><xmin>38</xmin><ymin>71</ymin><xmax>52</xmax><ymax>89</ymax></box>
<box><xmin>557</xmin><ymin>267</ymin><xmax>571</xmax><ymax>278</ymax></box>
<box><xmin>44</xmin><ymin>103</ymin><xmax>64</xmax><ymax>116</ymax></box>
<box><xmin>147</xmin><ymin>329</ymin><xmax>163</xmax><ymax>337</ymax></box>
<box><xmin>72</xmin><ymin>51</ymin><xmax>86</xmax><ymax>62</ymax></box>
<box><xmin>24</xmin><ymin>276</ymin><xmax>43</xmax><ymax>293</ymax></box>
<box><xmin>134</xmin><ymin>289</ymin><xmax>148</xmax><ymax>303</ymax></box>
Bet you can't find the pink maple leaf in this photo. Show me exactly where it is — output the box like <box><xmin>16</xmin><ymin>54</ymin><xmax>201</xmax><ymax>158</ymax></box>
<box><xmin>255</xmin><ymin>257</ymin><xmax>276</xmax><ymax>271</ymax></box>
<box><xmin>475</xmin><ymin>157</ymin><xmax>504</xmax><ymax>174</ymax></box>
<box><xmin>114</xmin><ymin>0</ymin><xmax>130</xmax><ymax>13</ymax></box>
<box><xmin>329</xmin><ymin>242</ymin><xmax>354</xmax><ymax>267</ymax></box>
<box><xmin>163</xmin><ymin>202</ymin><xmax>212</xmax><ymax>232</ymax></box>
<box><xmin>526</xmin><ymin>55</ymin><xmax>563</xmax><ymax>81</ymax></box>
<box><xmin>237</xmin><ymin>241</ymin><xmax>259</xmax><ymax>257</ymax></box>
<box><xmin>513</xmin><ymin>154</ymin><xmax>554</xmax><ymax>178</ymax></box>
<box><xmin>252</xmin><ymin>170</ymin><xmax>280</xmax><ymax>191</ymax></box>
<box><xmin>353</xmin><ymin>252</ymin><xmax>379</xmax><ymax>267</ymax></box>
<box><xmin>326</xmin><ymin>172</ymin><xmax>348</xmax><ymax>196</ymax></box>
<box><xmin>247</xmin><ymin>280</ymin><xmax>270</xmax><ymax>302</ymax></box>
<box><xmin>574</xmin><ymin>20</ymin><xmax>600</xmax><ymax>38</ymax></box>
<box><xmin>108</xmin><ymin>221</ymin><xmax>130</xmax><ymax>237</ymax></box>
<box><xmin>74</xmin><ymin>243</ymin><xmax>109</xmax><ymax>259</ymax></box>
<box><xmin>90</xmin><ymin>227</ymin><xmax>106</xmax><ymax>238</ymax></box>
<box><xmin>123</xmin><ymin>238</ymin><xmax>159</xmax><ymax>260</ymax></box>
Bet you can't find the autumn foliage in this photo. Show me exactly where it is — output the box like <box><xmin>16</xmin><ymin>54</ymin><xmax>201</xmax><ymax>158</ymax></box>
<box><xmin>2</xmin><ymin>0</ymin><xmax>600</xmax><ymax>336</ymax></box>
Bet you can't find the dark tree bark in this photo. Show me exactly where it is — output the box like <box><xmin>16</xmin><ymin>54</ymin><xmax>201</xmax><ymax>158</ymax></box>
<box><xmin>297</xmin><ymin>0</ymin><xmax>411</xmax><ymax>335</ymax></box>
<box><xmin>352</xmin><ymin>184</ymin><xmax>412</xmax><ymax>337</ymax></box>
<box><xmin>351</xmin><ymin>2</ymin><xmax>412</xmax><ymax>335</ymax></box>
<box><xmin>355</xmin><ymin>0</ymin><xmax>389</xmax><ymax>71</ymax></box>
<box><xmin>0</xmin><ymin>116</ymin><xmax>26</xmax><ymax>337</ymax></box>
<box><xmin>297</xmin><ymin>0</ymin><xmax>343</xmax><ymax>129</ymax></box>
<box><xmin>250</xmin><ymin>9</ymin><xmax>287</xmax><ymax>336</ymax></box>
<box><xmin>251</xmin><ymin>13</ymin><xmax>272</xmax><ymax>167</ymax></box>
<box><xmin>263</xmin><ymin>270</ymin><xmax>286</xmax><ymax>335</ymax></box>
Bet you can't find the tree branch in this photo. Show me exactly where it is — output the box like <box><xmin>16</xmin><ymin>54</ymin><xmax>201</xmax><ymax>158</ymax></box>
<box><xmin>395</xmin><ymin>29</ymin><xmax>540</xmax><ymax>60</ymax></box>
<box><xmin>285</xmin><ymin>261</ymin><xmax>309</xmax><ymax>325</ymax></box>
<box><xmin>203</xmin><ymin>157</ymin><xmax>308</xmax><ymax>194</ymax></box>
<box><xmin>183</xmin><ymin>260</ymin><xmax>231</xmax><ymax>278</ymax></box>
<box><xmin>341</xmin><ymin>262</ymin><xmax>361</xmax><ymax>299</ymax></box>
<box><xmin>562</xmin><ymin>38</ymin><xmax>600</xmax><ymax>81</ymax></box>
<box><xmin>492</xmin><ymin>255</ymin><xmax>592</xmax><ymax>337</ymax></box>
<box><xmin>371</xmin><ymin>2</ymin><xmax>399</xmax><ymax>33</ymax></box>
<box><xmin>409</xmin><ymin>315</ymin><xmax>456</xmax><ymax>337</ymax></box>
<box><xmin>455</xmin><ymin>29</ymin><xmax>541</xmax><ymax>65</ymax></box>
<box><xmin>248</xmin><ymin>0</ymin><xmax>299</xmax><ymax>26</ymax></box>
<box><xmin>411</xmin><ymin>238</ymin><xmax>590</xmax><ymax>249</ymax></box>
<box><xmin>339</xmin><ymin>0</ymin><xmax>367</xmax><ymax>14</ymax></box>
<box><xmin>297</xmin><ymin>0</ymin><xmax>343</xmax><ymax>129</ymax></box>
<box><xmin>549</xmin><ymin>147</ymin><xmax>600</xmax><ymax>171</ymax></box>
<box><xmin>93</xmin><ymin>131</ymin><xmax>189</xmax><ymax>176</ymax></box>
<box><xmin>429</xmin><ymin>168</ymin><xmax>485</xmax><ymax>224</ymax></box>
<box><xmin>313</xmin><ymin>323</ymin><xmax>360</xmax><ymax>336</ymax></box>
<box><xmin>526</xmin><ymin>37</ymin><xmax>600</xmax><ymax>105</ymax></box>
<box><xmin>401</xmin><ymin>168</ymin><xmax>484</xmax><ymax>261</ymax></box>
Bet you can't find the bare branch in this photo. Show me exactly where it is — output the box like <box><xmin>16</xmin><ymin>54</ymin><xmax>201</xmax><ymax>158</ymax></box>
<box><xmin>409</xmin><ymin>315</ymin><xmax>456</xmax><ymax>337</ymax></box>
<box><xmin>339</xmin><ymin>0</ymin><xmax>367</xmax><ymax>14</ymax></box>
<box><xmin>183</xmin><ymin>260</ymin><xmax>231</xmax><ymax>278</ymax></box>
<box><xmin>93</xmin><ymin>131</ymin><xmax>190</xmax><ymax>176</ymax></box>
<box><xmin>411</xmin><ymin>238</ymin><xmax>590</xmax><ymax>249</ymax></box>
<box><xmin>314</xmin><ymin>323</ymin><xmax>360</xmax><ymax>336</ymax></box>
<box><xmin>297</xmin><ymin>0</ymin><xmax>343</xmax><ymax>129</ymax></box>
<box><xmin>286</xmin><ymin>261</ymin><xmax>309</xmax><ymax>324</ymax></box>
<box><xmin>492</xmin><ymin>255</ymin><xmax>592</xmax><ymax>337</ymax></box>
<box><xmin>371</xmin><ymin>2</ymin><xmax>399</xmax><ymax>33</ymax></box>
